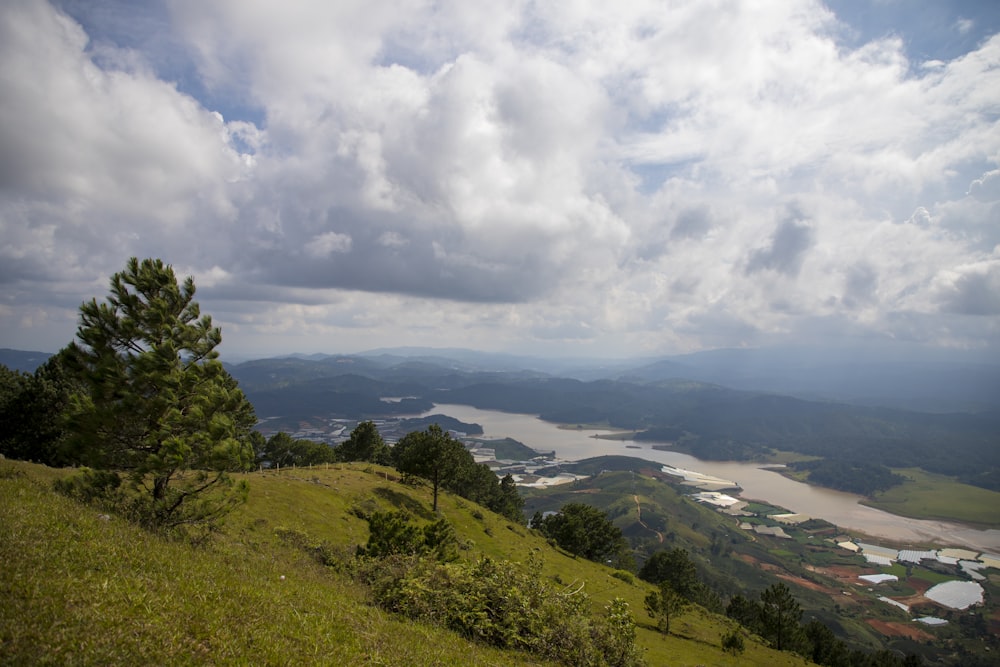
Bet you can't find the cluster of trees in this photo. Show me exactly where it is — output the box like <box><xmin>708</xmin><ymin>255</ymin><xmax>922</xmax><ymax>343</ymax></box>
<box><xmin>726</xmin><ymin>584</ymin><xmax>922</xmax><ymax>667</ymax></box>
<box><xmin>788</xmin><ymin>459</ymin><xmax>905</xmax><ymax>496</ymax></box>
<box><xmin>258</xmin><ymin>421</ymin><xmax>390</xmax><ymax>469</ymax></box>
<box><xmin>633</xmin><ymin>545</ymin><xmax>923</xmax><ymax>666</ymax></box>
<box><xmin>530</xmin><ymin>503</ymin><xmax>632</xmax><ymax>568</ymax></box>
<box><xmin>0</xmin><ymin>352</ymin><xmax>77</xmax><ymax>467</ymax></box>
<box><xmin>257</xmin><ymin>421</ymin><xmax>525</xmax><ymax>523</ymax></box>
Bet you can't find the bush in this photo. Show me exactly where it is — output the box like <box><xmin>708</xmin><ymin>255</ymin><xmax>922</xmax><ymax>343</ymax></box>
<box><xmin>53</xmin><ymin>468</ymin><xmax>124</xmax><ymax>508</ymax></box>
<box><xmin>364</xmin><ymin>554</ymin><xmax>643</xmax><ymax>666</ymax></box>
<box><xmin>721</xmin><ymin>628</ymin><xmax>745</xmax><ymax>655</ymax></box>
<box><xmin>611</xmin><ymin>570</ymin><xmax>635</xmax><ymax>585</ymax></box>
<box><xmin>356</xmin><ymin>511</ymin><xmax>458</xmax><ymax>562</ymax></box>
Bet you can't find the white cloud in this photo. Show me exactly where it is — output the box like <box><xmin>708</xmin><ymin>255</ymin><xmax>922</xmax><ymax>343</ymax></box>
<box><xmin>1</xmin><ymin>0</ymin><xmax>998</xmax><ymax>357</ymax></box>
<box><xmin>955</xmin><ymin>18</ymin><xmax>974</xmax><ymax>35</ymax></box>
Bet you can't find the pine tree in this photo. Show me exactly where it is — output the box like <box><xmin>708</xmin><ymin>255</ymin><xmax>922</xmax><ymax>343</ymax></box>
<box><xmin>338</xmin><ymin>420</ymin><xmax>390</xmax><ymax>464</ymax></box>
<box><xmin>758</xmin><ymin>582</ymin><xmax>803</xmax><ymax>651</ymax></box>
<box><xmin>65</xmin><ymin>258</ymin><xmax>256</xmax><ymax>528</ymax></box>
<box><xmin>391</xmin><ymin>424</ymin><xmax>467</xmax><ymax>511</ymax></box>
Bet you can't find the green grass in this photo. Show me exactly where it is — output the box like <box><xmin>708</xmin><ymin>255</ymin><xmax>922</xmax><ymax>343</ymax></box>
<box><xmin>0</xmin><ymin>464</ymin><xmax>531</xmax><ymax>666</ymax></box>
<box><xmin>0</xmin><ymin>461</ymin><xmax>807</xmax><ymax>666</ymax></box>
<box><xmin>862</xmin><ymin>468</ymin><xmax>1000</xmax><ymax>528</ymax></box>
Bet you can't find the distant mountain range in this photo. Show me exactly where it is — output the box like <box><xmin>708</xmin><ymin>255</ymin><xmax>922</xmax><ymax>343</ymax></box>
<box><xmin>0</xmin><ymin>349</ymin><xmax>56</xmax><ymax>373</ymax></box>
<box><xmin>6</xmin><ymin>344</ymin><xmax>998</xmax><ymax>412</ymax></box>
<box><xmin>253</xmin><ymin>345</ymin><xmax>1000</xmax><ymax>413</ymax></box>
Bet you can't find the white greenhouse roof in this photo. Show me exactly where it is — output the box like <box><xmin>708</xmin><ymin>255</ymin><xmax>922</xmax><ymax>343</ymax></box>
<box><xmin>925</xmin><ymin>581</ymin><xmax>984</xmax><ymax>610</ymax></box>
<box><xmin>960</xmin><ymin>561</ymin><xmax>987</xmax><ymax>581</ymax></box>
<box><xmin>915</xmin><ymin>617</ymin><xmax>948</xmax><ymax>626</ymax></box>
<box><xmin>897</xmin><ymin>550</ymin><xmax>936</xmax><ymax>563</ymax></box>
<box><xmin>691</xmin><ymin>491</ymin><xmax>741</xmax><ymax>507</ymax></box>
<box><xmin>878</xmin><ymin>597</ymin><xmax>909</xmax><ymax>612</ymax></box>
<box><xmin>864</xmin><ymin>554</ymin><xmax>894</xmax><ymax>566</ymax></box>
<box><xmin>859</xmin><ymin>574</ymin><xmax>898</xmax><ymax>585</ymax></box>
<box><xmin>754</xmin><ymin>525</ymin><xmax>791</xmax><ymax>538</ymax></box>
<box><xmin>857</xmin><ymin>542</ymin><xmax>898</xmax><ymax>558</ymax></box>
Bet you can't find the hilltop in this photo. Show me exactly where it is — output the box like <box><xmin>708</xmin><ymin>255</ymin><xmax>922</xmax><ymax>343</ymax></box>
<box><xmin>0</xmin><ymin>459</ymin><xmax>805</xmax><ymax>666</ymax></box>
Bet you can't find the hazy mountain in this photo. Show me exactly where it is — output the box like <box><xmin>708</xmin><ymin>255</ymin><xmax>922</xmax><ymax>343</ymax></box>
<box><xmin>620</xmin><ymin>347</ymin><xmax>1000</xmax><ymax>412</ymax></box>
<box><xmin>5</xmin><ymin>343</ymin><xmax>997</xmax><ymax>412</ymax></box>
<box><xmin>0</xmin><ymin>349</ymin><xmax>53</xmax><ymax>373</ymax></box>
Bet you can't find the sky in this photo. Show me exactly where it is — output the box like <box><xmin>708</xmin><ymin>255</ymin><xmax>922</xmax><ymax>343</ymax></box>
<box><xmin>1</xmin><ymin>0</ymin><xmax>999</xmax><ymax>361</ymax></box>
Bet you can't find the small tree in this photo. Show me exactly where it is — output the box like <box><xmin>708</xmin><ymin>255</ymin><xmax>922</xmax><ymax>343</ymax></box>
<box><xmin>721</xmin><ymin>628</ymin><xmax>745</xmax><ymax>656</ymax></box>
<box><xmin>725</xmin><ymin>593</ymin><xmax>761</xmax><ymax>631</ymax></box>
<box><xmin>391</xmin><ymin>424</ymin><xmax>468</xmax><ymax>512</ymax></box>
<box><xmin>64</xmin><ymin>258</ymin><xmax>256</xmax><ymax>528</ymax></box>
<box><xmin>495</xmin><ymin>473</ymin><xmax>525</xmax><ymax>523</ymax></box>
<box><xmin>338</xmin><ymin>420</ymin><xmax>390</xmax><ymax>464</ymax></box>
<box><xmin>645</xmin><ymin>582</ymin><xmax>686</xmax><ymax>635</ymax></box>
<box><xmin>758</xmin><ymin>582</ymin><xmax>803</xmax><ymax>651</ymax></box>
<box><xmin>638</xmin><ymin>548</ymin><xmax>699</xmax><ymax>599</ymax></box>
<box><xmin>595</xmin><ymin>598</ymin><xmax>643</xmax><ymax>667</ymax></box>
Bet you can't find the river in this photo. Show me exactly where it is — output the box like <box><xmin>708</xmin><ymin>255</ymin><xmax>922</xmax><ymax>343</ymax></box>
<box><xmin>421</xmin><ymin>403</ymin><xmax>1000</xmax><ymax>553</ymax></box>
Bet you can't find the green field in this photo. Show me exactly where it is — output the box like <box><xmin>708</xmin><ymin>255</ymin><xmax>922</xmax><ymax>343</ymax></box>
<box><xmin>863</xmin><ymin>468</ymin><xmax>1000</xmax><ymax>529</ymax></box>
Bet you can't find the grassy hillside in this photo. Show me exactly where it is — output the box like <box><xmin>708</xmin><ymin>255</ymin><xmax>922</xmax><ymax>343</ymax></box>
<box><xmin>0</xmin><ymin>460</ymin><xmax>807</xmax><ymax>666</ymax></box>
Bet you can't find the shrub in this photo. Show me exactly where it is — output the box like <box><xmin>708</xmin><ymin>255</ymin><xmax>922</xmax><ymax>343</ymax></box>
<box><xmin>53</xmin><ymin>468</ymin><xmax>124</xmax><ymax>508</ymax></box>
<box><xmin>611</xmin><ymin>570</ymin><xmax>635</xmax><ymax>585</ymax></box>
<box><xmin>364</xmin><ymin>554</ymin><xmax>643</xmax><ymax>666</ymax></box>
<box><xmin>721</xmin><ymin>628</ymin><xmax>745</xmax><ymax>655</ymax></box>
<box><xmin>356</xmin><ymin>511</ymin><xmax>458</xmax><ymax>562</ymax></box>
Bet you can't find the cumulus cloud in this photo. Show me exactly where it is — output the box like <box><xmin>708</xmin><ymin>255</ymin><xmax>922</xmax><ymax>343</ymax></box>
<box><xmin>1</xmin><ymin>0</ymin><xmax>999</xmax><ymax>356</ymax></box>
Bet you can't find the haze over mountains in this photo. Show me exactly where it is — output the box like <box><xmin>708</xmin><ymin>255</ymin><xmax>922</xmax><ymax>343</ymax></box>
<box><xmin>257</xmin><ymin>345</ymin><xmax>1000</xmax><ymax>414</ymax></box>
<box><xmin>5</xmin><ymin>345</ymin><xmax>998</xmax><ymax>413</ymax></box>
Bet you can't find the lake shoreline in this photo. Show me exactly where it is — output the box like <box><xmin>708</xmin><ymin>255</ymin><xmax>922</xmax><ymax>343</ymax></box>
<box><xmin>563</xmin><ymin>420</ymin><xmax>1000</xmax><ymax>533</ymax></box>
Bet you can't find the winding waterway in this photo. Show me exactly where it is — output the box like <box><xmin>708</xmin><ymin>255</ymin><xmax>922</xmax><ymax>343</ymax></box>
<box><xmin>421</xmin><ymin>404</ymin><xmax>1000</xmax><ymax>553</ymax></box>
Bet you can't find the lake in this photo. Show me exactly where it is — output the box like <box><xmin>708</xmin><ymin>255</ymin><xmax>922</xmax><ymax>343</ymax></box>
<box><xmin>422</xmin><ymin>403</ymin><xmax>1000</xmax><ymax>553</ymax></box>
